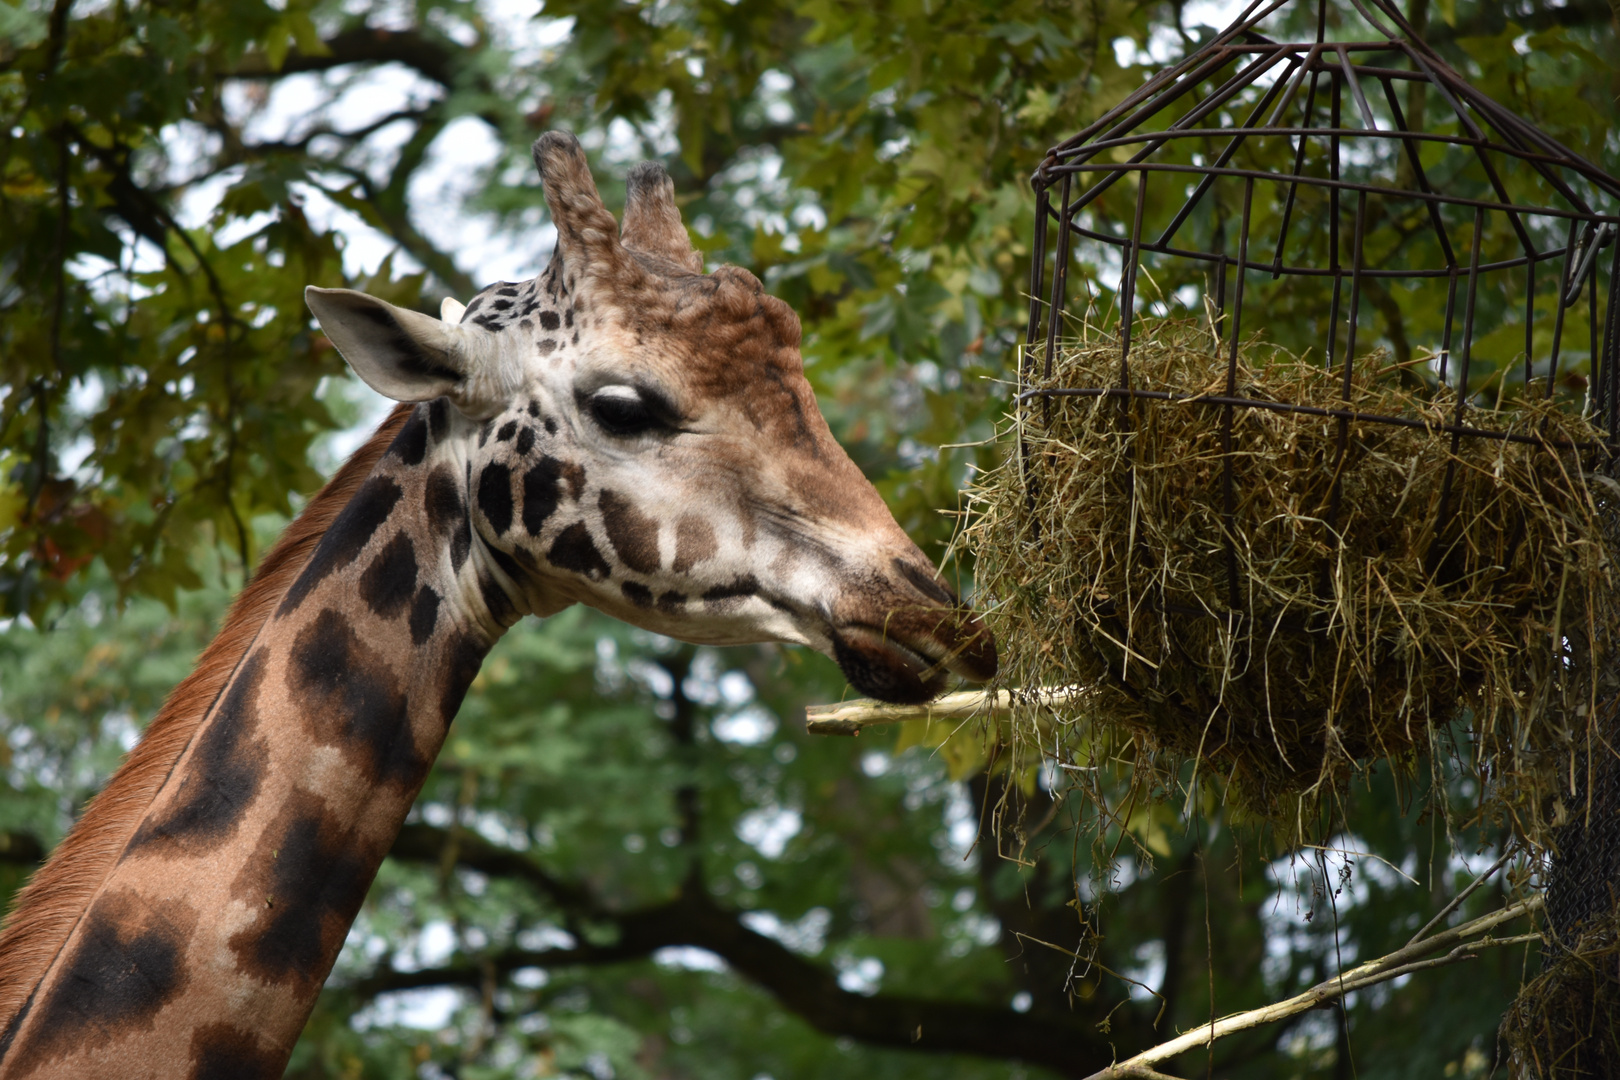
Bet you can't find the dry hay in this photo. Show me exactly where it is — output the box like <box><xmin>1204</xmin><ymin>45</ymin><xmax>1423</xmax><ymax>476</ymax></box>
<box><xmin>963</xmin><ymin>318</ymin><xmax>1616</xmax><ymax>842</ymax></box>
<box><xmin>1501</xmin><ymin>911</ymin><xmax>1620</xmax><ymax>1078</ymax></box>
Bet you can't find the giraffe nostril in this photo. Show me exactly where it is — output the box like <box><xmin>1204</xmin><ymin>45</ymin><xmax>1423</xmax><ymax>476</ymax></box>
<box><xmin>891</xmin><ymin>557</ymin><xmax>958</xmax><ymax>607</ymax></box>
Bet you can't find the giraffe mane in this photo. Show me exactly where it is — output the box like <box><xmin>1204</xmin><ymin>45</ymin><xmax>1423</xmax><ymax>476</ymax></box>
<box><xmin>0</xmin><ymin>403</ymin><xmax>416</xmax><ymax>1033</ymax></box>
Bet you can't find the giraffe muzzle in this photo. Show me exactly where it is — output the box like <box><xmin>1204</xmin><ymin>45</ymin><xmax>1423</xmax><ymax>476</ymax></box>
<box><xmin>829</xmin><ymin>608</ymin><xmax>997</xmax><ymax>706</ymax></box>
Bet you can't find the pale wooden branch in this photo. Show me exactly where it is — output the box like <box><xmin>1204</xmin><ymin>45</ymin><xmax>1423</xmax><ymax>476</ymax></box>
<box><xmin>1082</xmin><ymin>894</ymin><xmax>1544</xmax><ymax>1079</ymax></box>
<box><xmin>804</xmin><ymin>687</ymin><xmax>1085</xmax><ymax>736</ymax></box>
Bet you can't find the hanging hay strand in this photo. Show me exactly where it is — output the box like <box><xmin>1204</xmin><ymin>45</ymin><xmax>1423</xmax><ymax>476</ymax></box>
<box><xmin>964</xmin><ymin>318</ymin><xmax>1616</xmax><ymax>840</ymax></box>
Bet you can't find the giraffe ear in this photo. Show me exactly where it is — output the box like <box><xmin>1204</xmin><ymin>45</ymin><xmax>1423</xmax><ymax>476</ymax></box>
<box><xmin>621</xmin><ymin>161</ymin><xmax>702</xmax><ymax>273</ymax></box>
<box><xmin>532</xmin><ymin>131</ymin><xmax>637</xmax><ymax>282</ymax></box>
<box><xmin>305</xmin><ymin>287</ymin><xmax>520</xmax><ymax>421</ymax></box>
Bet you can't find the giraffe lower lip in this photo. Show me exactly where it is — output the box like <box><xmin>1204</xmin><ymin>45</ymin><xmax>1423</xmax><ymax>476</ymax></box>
<box><xmin>830</xmin><ymin>625</ymin><xmax>948</xmax><ymax>705</ymax></box>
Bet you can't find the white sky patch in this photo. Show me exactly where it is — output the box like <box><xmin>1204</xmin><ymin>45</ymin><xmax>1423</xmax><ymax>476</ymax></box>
<box><xmin>736</xmin><ymin>805</ymin><xmax>801</xmax><ymax>858</ymax></box>
<box><xmin>741</xmin><ymin>907</ymin><xmax>830</xmax><ymax>955</ymax></box>
<box><xmin>408</xmin><ymin>116</ymin><xmax>555</xmax><ymax>287</ymax></box>
<box><xmin>712</xmin><ymin>705</ymin><xmax>776</xmax><ymax>746</ymax></box>
<box><xmin>834</xmin><ymin>955</ymin><xmax>884</xmax><ymax>996</ymax></box>
<box><xmin>653</xmin><ymin>946</ymin><xmax>728</xmax><ymax>972</ymax></box>
<box><xmin>354</xmin><ymin>987</ymin><xmax>463</xmax><ymax>1030</ymax></box>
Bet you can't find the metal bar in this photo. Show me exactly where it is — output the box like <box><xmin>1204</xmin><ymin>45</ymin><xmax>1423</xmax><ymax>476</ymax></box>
<box><xmin>1525</xmin><ymin>257</ymin><xmax>1536</xmax><ymax>393</ymax></box>
<box><xmin>1438</xmin><ymin>268</ymin><xmax>1458</xmax><ymax>386</ymax></box>
<box><xmin>1120</xmin><ymin>170</ymin><xmax>1149</xmax><ymax>377</ymax></box>
<box><xmin>1228</xmin><ymin>179</ymin><xmax>1255</xmax><ymax>371</ymax></box>
<box><xmin>1328</xmin><ymin>74</ymin><xmax>1343</xmax><ymax>369</ymax></box>
<box><xmin>1591</xmin><ymin>249</ymin><xmax>1603</xmax><ymax>423</ymax></box>
<box><xmin>1223</xmin><ymin>180</ymin><xmax>1255</xmax><ymax>610</ymax></box>
<box><xmin>1547</xmin><ymin>220</ymin><xmax>1580</xmax><ymax>399</ymax></box>
<box><xmin>1378</xmin><ymin>75</ymin><xmax>1456</xmax><ymax>267</ymax></box>
<box><xmin>1564</xmin><ymin>225</ymin><xmax>1606</xmax><ymax>307</ymax></box>
<box><xmin>1050</xmin><ymin>0</ymin><xmax>1289</xmax><ymax>155</ymax></box>
<box><xmin>1345</xmin><ymin>190</ymin><xmax>1367</xmax><ymax>379</ymax></box>
<box><xmin>1271</xmin><ymin>65</ymin><xmax>1322</xmax><ymax>277</ymax></box>
<box><xmin>1456</xmin><ymin>207</ymin><xmax>1487</xmax><ymax>413</ymax></box>
<box><xmin>1060</xmin><ymin>216</ymin><xmax>1575</xmax><ymax>278</ymax></box>
<box><xmin>1042</xmin><ymin>173</ymin><xmax>1073</xmax><ymax>381</ymax></box>
<box><xmin>1264</xmin><ymin>42</ymin><xmax>1321</xmax><ymax>126</ymax></box>
<box><xmin>1337</xmin><ymin>46</ymin><xmax>1379</xmax><ymax>130</ymax></box>
<box><xmin>1601</xmin><ymin>238</ymin><xmax>1620</xmax><ymax>435</ymax></box>
<box><xmin>1071</xmin><ymin>125</ymin><xmax>1603</xmax><ymax>177</ymax></box>
<box><xmin>1013</xmin><ymin>387</ymin><xmax>1608</xmax><ymax>451</ymax></box>
<box><xmin>1062</xmin><ymin>50</ymin><xmax>1291</xmax><ymax>223</ymax></box>
<box><xmin>1394</xmin><ymin>42</ymin><xmax>1536</xmax><ymax>254</ymax></box>
<box><xmin>1024</xmin><ymin>185</ymin><xmax>1051</xmax><ymax>360</ymax></box>
<box><xmin>1370</xmin><ymin>0</ymin><xmax>1620</xmax><ymax>199</ymax></box>
<box><xmin>1051</xmin><ymin>161</ymin><xmax>1620</xmax><ymax>227</ymax></box>
<box><xmin>1157</xmin><ymin>56</ymin><xmax>1301</xmax><ymax>248</ymax></box>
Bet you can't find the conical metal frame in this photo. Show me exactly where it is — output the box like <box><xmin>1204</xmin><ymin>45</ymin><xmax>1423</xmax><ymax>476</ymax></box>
<box><xmin>1022</xmin><ymin>0</ymin><xmax>1620</xmax><ymax>450</ymax></box>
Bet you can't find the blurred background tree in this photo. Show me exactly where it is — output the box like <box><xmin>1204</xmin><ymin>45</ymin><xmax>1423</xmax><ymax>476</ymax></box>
<box><xmin>2</xmin><ymin>0</ymin><xmax>1617</xmax><ymax>1076</ymax></box>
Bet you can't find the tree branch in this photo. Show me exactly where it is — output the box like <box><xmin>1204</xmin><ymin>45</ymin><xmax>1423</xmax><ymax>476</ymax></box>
<box><xmin>385</xmin><ymin>823</ymin><xmax>1121</xmax><ymax>1076</ymax></box>
<box><xmin>224</xmin><ymin>26</ymin><xmax>461</xmax><ymax>88</ymax></box>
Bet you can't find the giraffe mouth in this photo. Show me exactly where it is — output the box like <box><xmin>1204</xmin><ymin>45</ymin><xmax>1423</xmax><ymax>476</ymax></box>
<box><xmin>829</xmin><ymin>624</ymin><xmax>982</xmax><ymax>705</ymax></box>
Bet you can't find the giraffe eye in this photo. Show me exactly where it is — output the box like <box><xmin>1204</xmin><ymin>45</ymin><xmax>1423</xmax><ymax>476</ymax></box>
<box><xmin>587</xmin><ymin>385</ymin><xmax>662</xmax><ymax>436</ymax></box>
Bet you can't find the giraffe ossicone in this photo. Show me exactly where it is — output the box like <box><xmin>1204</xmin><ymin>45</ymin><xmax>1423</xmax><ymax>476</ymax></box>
<box><xmin>0</xmin><ymin>130</ymin><xmax>994</xmax><ymax>1080</ymax></box>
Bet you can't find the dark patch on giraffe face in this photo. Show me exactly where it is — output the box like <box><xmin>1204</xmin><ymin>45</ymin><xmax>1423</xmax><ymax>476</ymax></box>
<box><xmin>830</xmin><ymin>627</ymin><xmax>946</xmax><ymax>704</ymax></box>
<box><xmin>515</xmin><ymin>426</ymin><xmax>535</xmax><ymax>456</ymax></box>
<box><xmin>359</xmin><ymin>533</ymin><xmax>418</xmax><ymax>620</ymax></box>
<box><xmin>522</xmin><ymin>457</ymin><xmax>564</xmax><ymax>536</ymax></box>
<box><xmin>537</xmin><ymin>339</ymin><xmax>557</xmax><ymax>356</ymax></box>
<box><xmin>126</xmin><ymin>650</ymin><xmax>269</xmax><ymax>857</ymax></box>
<box><xmin>187</xmin><ymin>1023</ymin><xmax>282</xmax><ymax>1080</ymax></box>
<box><xmin>547</xmin><ymin>522</ymin><xmax>610</xmax><ymax>580</ymax></box>
<box><xmin>703</xmin><ymin>576</ymin><xmax>760</xmax><ymax>608</ymax></box>
<box><xmin>441</xmin><ymin>632</ymin><xmax>489</xmax><ymax>728</ymax></box>
<box><xmin>476</xmin><ymin>463</ymin><xmax>514</xmax><ymax>536</ymax></box>
<box><xmin>657</xmin><ymin>590</ymin><xmax>686</xmax><ymax>613</ymax></box>
<box><xmin>894</xmin><ymin>557</ymin><xmax>957</xmax><ymax>605</ymax></box>
<box><xmin>428</xmin><ymin>397</ymin><xmax>451</xmax><ymax>440</ymax></box>
<box><xmin>409</xmin><ymin>586</ymin><xmax>441</xmax><ymax>645</ymax></box>
<box><xmin>289</xmin><ymin>609</ymin><xmax>421</xmax><ymax>786</ymax></box>
<box><xmin>545</xmin><ymin>417</ymin><xmax>558</xmax><ymax>435</ymax></box>
<box><xmin>565</xmin><ymin>307</ymin><xmax>574</xmax><ymax>328</ymax></box>
<box><xmin>279</xmin><ymin>477</ymin><xmax>402</xmax><ymax>615</ymax></box>
<box><xmin>539</xmin><ymin>310</ymin><xmax>561</xmax><ymax>331</ymax></box>
<box><xmin>673</xmin><ymin>515</ymin><xmax>718</xmax><ymax>573</ymax></box>
<box><xmin>527</xmin><ymin>400</ymin><xmax>541</xmax><ymax>419</ymax></box>
<box><xmin>563</xmin><ymin>461</ymin><xmax>587</xmax><ymax>499</ymax></box>
<box><xmin>496</xmin><ymin>419</ymin><xmax>518</xmax><ymax>442</ymax></box>
<box><xmin>599</xmin><ymin>490</ymin><xmax>661</xmax><ymax>574</ymax></box>
<box><xmin>6</xmin><ymin>890</ymin><xmax>191</xmax><ymax>1071</ymax></box>
<box><xmin>227</xmin><ymin>793</ymin><xmax>373</xmax><ymax>993</ymax></box>
<box><xmin>478</xmin><ymin>420</ymin><xmax>493</xmax><ymax>448</ymax></box>
<box><xmin>390</xmin><ymin>407</ymin><xmax>430</xmax><ymax>466</ymax></box>
<box><xmin>622</xmin><ymin>581</ymin><xmax>654</xmax><ymax>608</ymax></box>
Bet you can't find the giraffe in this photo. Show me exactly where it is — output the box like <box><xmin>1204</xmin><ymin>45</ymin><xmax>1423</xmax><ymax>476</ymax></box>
<box><xmin>0</xmin><ymin>132</ymin><xmax>995</xmax><ymax>1078</ymax></box>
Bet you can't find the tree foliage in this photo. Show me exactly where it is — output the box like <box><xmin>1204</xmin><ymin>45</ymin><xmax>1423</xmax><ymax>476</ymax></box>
<box><xmin>3</xmin><ymin>0</ymin><xmax>1618</xmax><ymax>1076</ymax></box>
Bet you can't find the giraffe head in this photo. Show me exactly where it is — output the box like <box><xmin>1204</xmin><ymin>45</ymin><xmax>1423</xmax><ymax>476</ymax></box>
<box><xmin>305</xmin><ymin>132</ymin><xmax>995</xmax><ymax>704</ymax></box>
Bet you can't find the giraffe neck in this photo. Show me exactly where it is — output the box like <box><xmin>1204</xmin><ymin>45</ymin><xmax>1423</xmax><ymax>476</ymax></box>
<box><xmin>0</xmin><ymin>401</ymin><xmax>523</xmax><ymax>1079</ymax></box>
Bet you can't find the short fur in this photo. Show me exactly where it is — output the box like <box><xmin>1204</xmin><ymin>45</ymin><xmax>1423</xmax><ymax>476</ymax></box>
<box><xmin>0</xmin><ymin>405</ymin><xmax>414</xmax><ymax>1033</ymax></box>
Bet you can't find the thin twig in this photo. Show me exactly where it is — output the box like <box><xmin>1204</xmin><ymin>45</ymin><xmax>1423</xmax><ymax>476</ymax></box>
<box><xmin>1082</xmin><ymin>894</ymin><xmax>1543</xmax><ymax>1080</ymax></box>
<box><xmin>804</xmin><ymin>687</ymin><xmax>1085</xmax><ymax>736</ymax></box>
<box><xmin>1406</xmin><ymin>848</ymin><xmax>1513</xmax><ymax>947</ymax></box>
